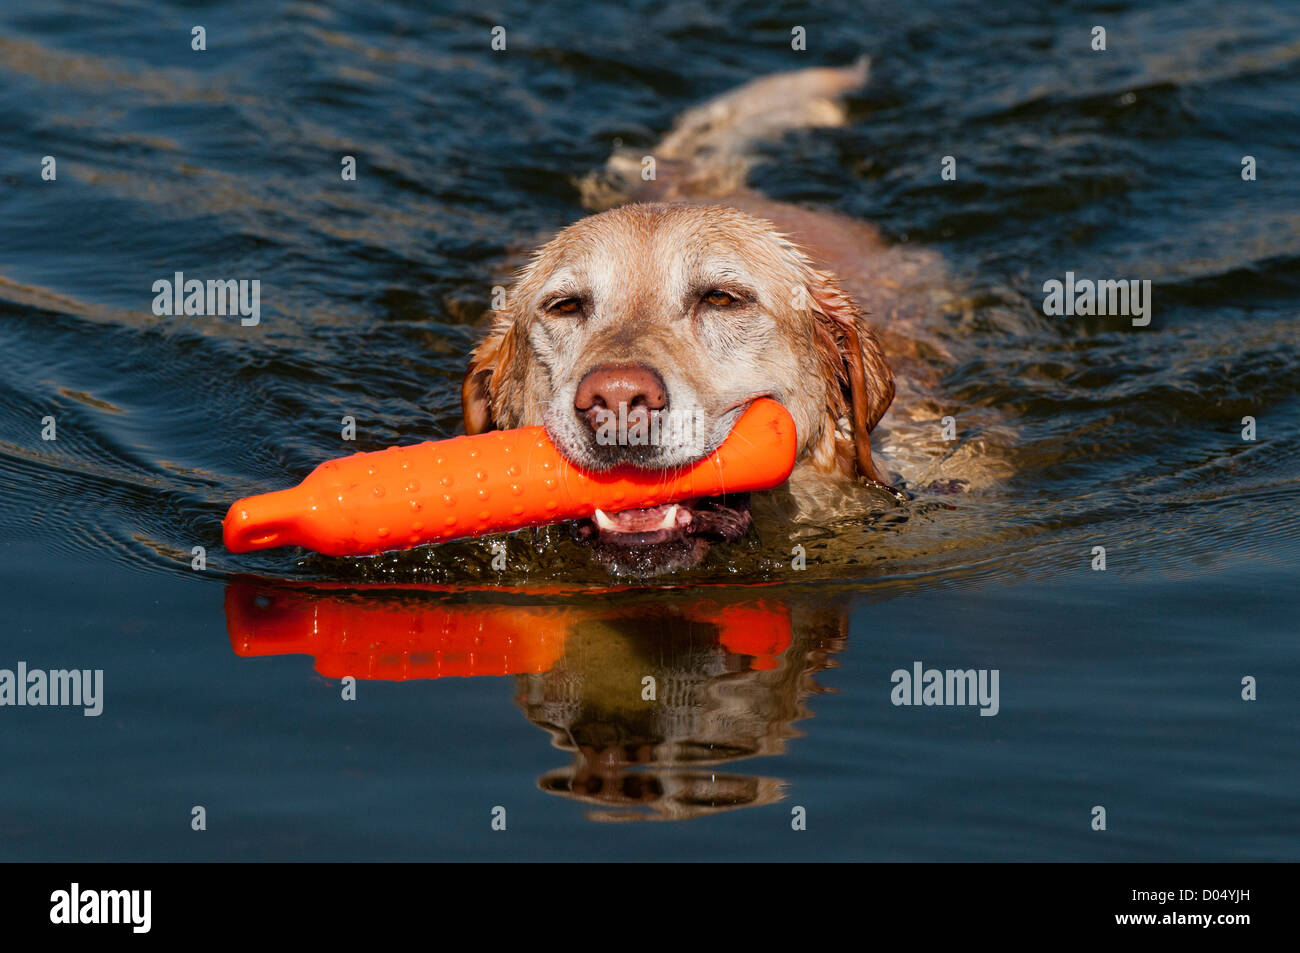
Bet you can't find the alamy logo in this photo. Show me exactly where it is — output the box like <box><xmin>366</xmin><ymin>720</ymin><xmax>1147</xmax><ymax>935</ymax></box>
<box><xmin>152</xmin><ymin>272</ymin><xmax>260</xmax><ymax>326</ymax></box>
<box><xmin>1042</xmin><ymin>271</ymin><xmax>1151</xmax><ymax>326</ymax></box>
<box><xmin>50</xmin><ymin>883</ymin><xmax>150</xmax><ymax>933</ymax></box>
<box><xmin>593</xmin><ymin>404</ymin><xmax>705</xmax><ymax>448</ymax></box>
<box><xmin>0</xmin><ymin>662</ymin><xmax>103</xmax><ymax>716</ymax></box>
<box><xmin>890</xmin><ymin>661</ymin><xmax>1000</xmax><ymax>716</ymax></box>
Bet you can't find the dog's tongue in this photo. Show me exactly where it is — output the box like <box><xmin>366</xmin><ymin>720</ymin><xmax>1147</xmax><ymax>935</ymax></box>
<box><xmin>593</xmin><ymin>503</ymin><xmax>692</xmax><ymax>534</ymax></box>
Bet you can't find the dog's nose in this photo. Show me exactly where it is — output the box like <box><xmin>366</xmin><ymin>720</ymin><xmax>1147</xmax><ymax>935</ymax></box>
<box><xmin>574</xmin><ymin>363</ymin><xmax>667</xmax><ymax>428</ymax></box>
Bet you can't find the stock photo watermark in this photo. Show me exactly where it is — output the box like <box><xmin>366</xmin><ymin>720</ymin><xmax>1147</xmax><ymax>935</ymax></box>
<box><xmin>1042</xmin><ymin>272</ymin><xmax>1152</xmax><ymax>326</ymax></box>
<box><xmin>152</xmin><ymin>272</ymin><xmax>260</xmax><ymax>326</ymax></box>
<box><xmin>591</xmin><ymin>403</ymin><xmax>706</xmax><ymax>448</ymax></box>
<box><xmin>891</xmin><ymin>661</ymin><xmax>1000</xmax><ymax>716</ymax></box>
<box><xmin>0</xmin><ymin>662</ymin><xmax>103</xmax><ymax>716</ymax></box>
<box><xmin>49</xmin><ymin>884</ymin><xmax>150</xmax><ymax>933</ymax></box>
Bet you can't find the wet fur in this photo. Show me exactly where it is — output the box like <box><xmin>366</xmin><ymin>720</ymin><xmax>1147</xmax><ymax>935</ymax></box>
<box><xmin>462</xmin><ymin>60</ymin><xmax>969</xmax><ymax>536</ymax></box>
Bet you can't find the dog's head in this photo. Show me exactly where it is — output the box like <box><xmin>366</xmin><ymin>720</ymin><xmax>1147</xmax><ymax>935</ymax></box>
<box><xmin>462</xmin><ymin>203</ymin><xmax>893</xmax><ymax>573</ymax></box>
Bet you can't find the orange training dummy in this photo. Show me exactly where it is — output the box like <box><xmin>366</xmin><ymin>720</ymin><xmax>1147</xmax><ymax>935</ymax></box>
<box><xmin>223</xmin><ymin>398</ymin><xmax>796</xmax><ymax>556</ymax></box>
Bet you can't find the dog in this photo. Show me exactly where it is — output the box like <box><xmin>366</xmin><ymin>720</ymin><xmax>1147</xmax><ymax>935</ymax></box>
<box><xmin>462</xmin><ymin>60</ymin><xmax>992</xmax><ymax>575</ymax></box>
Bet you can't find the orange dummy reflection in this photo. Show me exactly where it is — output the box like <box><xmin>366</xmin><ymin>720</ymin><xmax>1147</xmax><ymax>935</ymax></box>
<box><xmin>225</xmin><ymin>578</ymin><xmax>792</xmax><ymax>680</ymax></box>
<box><xmin>224</xmin><ymin>577</ymin><xmax>846</xmax><ymax>821</ymax></box>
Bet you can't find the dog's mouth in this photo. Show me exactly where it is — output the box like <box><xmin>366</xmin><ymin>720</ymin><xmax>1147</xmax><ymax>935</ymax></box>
<box><xmin>546</xmin><ymin>399</ymin><xmax>763</xmax><ymax>573</ymax></box>
<box><xmin>570</xmin><ymin>494</ymin><xmax>753</xmax><ymax>573</ymax></box>
<box><xmin>574</xmin><ymin>495</ymin><xmax>752</xmax><ymax>546</ymax></box>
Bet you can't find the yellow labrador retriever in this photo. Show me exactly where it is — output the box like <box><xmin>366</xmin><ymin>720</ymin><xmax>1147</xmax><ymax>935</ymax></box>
<box><xmin>462</xmin><ymin>60</ymin><xmax>968</xmax><ymax>573</ymax></box>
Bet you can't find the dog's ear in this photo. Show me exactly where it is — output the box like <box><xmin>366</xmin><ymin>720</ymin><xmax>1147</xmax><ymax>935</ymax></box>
<box><xmin>461</xmin><ymin>316</ymin><xmax>520</xmax><ymax>435</ymax></box>
<box><xmin>806</xmin><ymin>268</ymin><xmax>895</xmax><ymax>483</ymax></box>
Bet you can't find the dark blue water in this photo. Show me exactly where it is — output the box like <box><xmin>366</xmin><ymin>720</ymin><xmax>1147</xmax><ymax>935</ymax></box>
<box><xmin>1</xmin><ymin>0</ymin><xmax>1296</xmax><ymax>859</ymax></box>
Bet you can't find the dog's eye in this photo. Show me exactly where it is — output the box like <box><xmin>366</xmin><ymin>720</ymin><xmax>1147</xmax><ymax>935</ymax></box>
<box><xmin>702</xmin><ymin>290</ymin><xmax>738</xmax><ymax>307</ymax></box>
<box><xmin>548</xmin><ymin>297</ymin><xmax>582</xmax><ymax>315</ymax></box>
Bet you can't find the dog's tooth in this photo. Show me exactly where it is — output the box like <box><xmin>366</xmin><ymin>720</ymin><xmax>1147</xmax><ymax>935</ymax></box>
<box><xmin>656</xmin><ymin>504</ymin><xmax>679</xmax><ymax>531</ymax></box>
<box><xmin>594</xmin><ymin>508</ymin><xmax>618</xmax><ymax>531</ymax></box>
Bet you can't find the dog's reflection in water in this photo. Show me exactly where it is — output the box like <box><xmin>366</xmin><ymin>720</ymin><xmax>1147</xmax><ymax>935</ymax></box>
<box><xmin>225</xmin><ymin>580</ymin><xmax>848</xmax><ymax>822</ymax></box>
<box><xmin>522</xmin><ymin>605</ymin><xmax>848</xmax><ymax>821</ymax></box>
